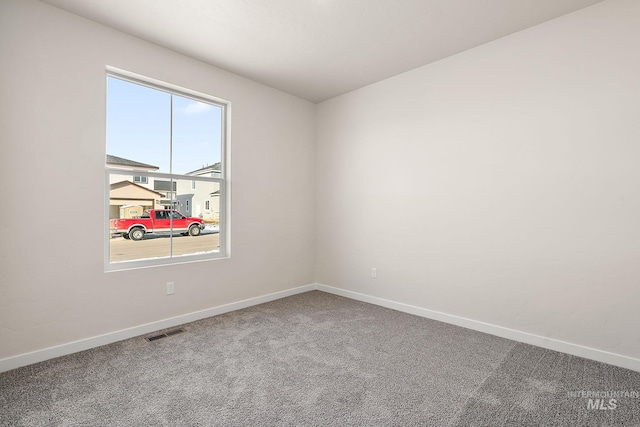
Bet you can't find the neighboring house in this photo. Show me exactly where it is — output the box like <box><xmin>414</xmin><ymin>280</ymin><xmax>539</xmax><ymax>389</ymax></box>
<box><xmin>107</xmin><ymin>155</ymin><xmax>159</xmax><ymax>193</ymax></box>
<box><xmin>181</xmin><ymin>163</ymin><xmax>222</xmax><ymax>223</ymax></box>
<box><xmin>107</xmin><ymin>155</ymin><xmax>166</xmax><ymax>218</ymax></box>
<box><xmin>106</xmin><ymin>154</ymin><xmax>159</xmax><ymax>172</ymax></box>
<box><xmin>109</xmin><ymin>181</ymin><xmax>165</xmax><ymax>219</ymax></box>
<box><xmin>107</xmin><ymin>155</ymin><xmax>221</xmax><ymax>222</ymax></box>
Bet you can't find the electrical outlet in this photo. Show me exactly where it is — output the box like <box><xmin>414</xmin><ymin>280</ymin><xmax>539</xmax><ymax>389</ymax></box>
<box><xmin>371</xmin><ymin>268</ymin><xmax>377</xmax><ymax>278</ymax></box>
<box><xmin>166</xmin><ymin>282</ymin><xmax>175</xmax><ymax>295</ymax></box>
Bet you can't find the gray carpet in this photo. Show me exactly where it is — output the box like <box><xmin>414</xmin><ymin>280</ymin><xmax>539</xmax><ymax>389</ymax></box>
<box><xmin>452</xmin><ymin>342</ymin><xmax>640</xmax><ymax>427</ymax></box>
<box><xmin>1</xmin><ymin>291</ymin><xmax>639</xmax><ymax>426</ymax></box>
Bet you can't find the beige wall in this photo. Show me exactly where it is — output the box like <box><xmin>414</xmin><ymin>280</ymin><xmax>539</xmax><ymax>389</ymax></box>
<box><xmin>0</xmin><ymin>0</ymin><xmax>316</xmax><ymax>360</ymax></box>
<box><xmin>316</xmin><ymin>0</ymin><xmax>640</xmax><ymax>360</ymax></box>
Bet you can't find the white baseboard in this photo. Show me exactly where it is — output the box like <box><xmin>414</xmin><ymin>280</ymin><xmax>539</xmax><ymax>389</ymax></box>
<box><xmin>0</xmin><ymin>284</ymin><xmax>316</xmax><ymax>373</ymax></box>
<box><xmin>4</xmin><ymin>283</ymin><xmax>639</xmax><ymax>374</ymax></box>
<box><xmin>315</xmin><ymin>283</ymin><xmax>640</xmax><ymax>373</ymax></box>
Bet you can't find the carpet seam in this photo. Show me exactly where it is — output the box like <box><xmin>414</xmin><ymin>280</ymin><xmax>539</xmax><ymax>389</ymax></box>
<box><xmin>446</xmin><ymin>340</ymin><xmax>520</xmax><ymax>427</ymax></box>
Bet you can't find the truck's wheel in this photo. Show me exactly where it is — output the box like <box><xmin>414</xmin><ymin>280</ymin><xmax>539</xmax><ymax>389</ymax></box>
<box><xmin>188</xmin><ymin>224</ymin><xmax>201</xmax><ymax>236</ymax></box>
<box><xmin>130</xmin><ymin>227</ymin><xmax>145</xmax><ymax>241</ymax></box>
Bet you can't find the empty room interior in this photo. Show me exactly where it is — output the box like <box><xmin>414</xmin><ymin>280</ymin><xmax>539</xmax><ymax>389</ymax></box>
<box><xmin>1</xmin><ymin>0</ymin><xmax>640</xmax><ymax>425</ymax></box>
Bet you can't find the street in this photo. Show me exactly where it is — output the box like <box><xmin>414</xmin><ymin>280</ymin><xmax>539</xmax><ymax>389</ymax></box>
<box><xmin>109</xmin><ymin>232</ymin><xmax>220</xmax><ymax>263</ymax></box>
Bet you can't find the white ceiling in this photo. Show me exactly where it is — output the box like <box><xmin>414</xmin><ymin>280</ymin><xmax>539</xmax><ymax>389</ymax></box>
<box><xmin>42</xmin><ymin>0</ymin><xmax>604</xmax><ymax>103</ymax></box>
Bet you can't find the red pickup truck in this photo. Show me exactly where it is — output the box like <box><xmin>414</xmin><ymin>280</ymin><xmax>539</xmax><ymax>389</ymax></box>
<box><xmin>110</xmin><ymin>209</ymin><xmax>204</xmax><ymax>241</ymax></box>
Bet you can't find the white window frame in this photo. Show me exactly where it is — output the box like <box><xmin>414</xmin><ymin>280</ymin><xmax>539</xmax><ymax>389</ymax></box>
<box><xmin>104</xmin><ymin>67</ymin><xmax>230</xmax><ymax>272</ymax></box>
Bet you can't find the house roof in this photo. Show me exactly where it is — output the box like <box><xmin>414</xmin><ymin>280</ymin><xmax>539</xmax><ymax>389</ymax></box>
<box><xmin>110</xmin><ymin>180</ymin><xmax>165</xmax><ymax>197</ymax></box>
<box><xmin>187</xmin><ymin>162</ymin><xmax>221</xmax><ymax>175</ymax></box>
<box><xmin>106</xmin><ymin>154</ymin><xmax>159</xmax><ymax>170</ymax></box>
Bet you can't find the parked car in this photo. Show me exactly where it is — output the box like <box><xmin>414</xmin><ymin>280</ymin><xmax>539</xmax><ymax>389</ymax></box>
<box><xmin>110</xmin><ymin>209</ymin><xmax>204</xmax><ymax>241</ymax></box>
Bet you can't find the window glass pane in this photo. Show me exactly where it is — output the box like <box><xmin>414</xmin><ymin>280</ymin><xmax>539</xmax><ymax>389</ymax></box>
<box><xmin>108</xmin><ymin>175</ymin><xmax>220</xmax><ymax>263</ymax></box>
<box><xmin>106</xmin><ymin>76</ymin><xmax>170</xmax><ymax>173</ymax></box>
<box><xmin>172</xmin><ymin>95</ymin><xmax>222</xmax><ymax>175</ymax></box>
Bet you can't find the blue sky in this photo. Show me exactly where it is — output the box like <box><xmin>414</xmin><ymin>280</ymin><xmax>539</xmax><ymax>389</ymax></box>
<box><xmin>106</xmin><ymin>76</ymin><xmax>222</xmax><ymax>174</ymax></box>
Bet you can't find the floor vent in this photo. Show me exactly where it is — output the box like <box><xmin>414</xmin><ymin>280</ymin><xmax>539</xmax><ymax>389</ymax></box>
<box><xmin>146</xmin><ymin>328</ymin><xmax>186</xmax><ymax>342</ymax></box>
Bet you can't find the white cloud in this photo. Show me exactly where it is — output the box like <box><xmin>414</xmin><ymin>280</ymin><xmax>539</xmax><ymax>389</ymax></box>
<box><xmin>182</xmin><ymin>101</ymin><xmax>212</xmax><ymax>115</ymax></box>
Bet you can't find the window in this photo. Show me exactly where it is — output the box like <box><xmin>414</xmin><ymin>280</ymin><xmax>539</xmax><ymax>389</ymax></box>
<box><xmin>105</xmin><ymin>70</ymin><xmax>228</xmax><ymax>270</ymax></box>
